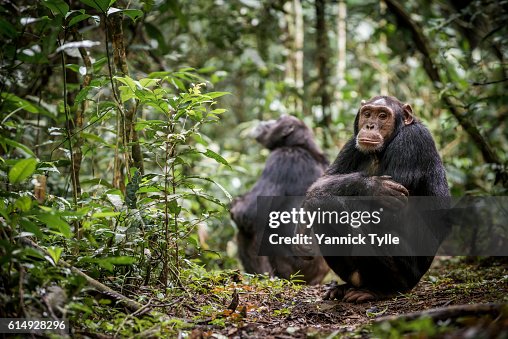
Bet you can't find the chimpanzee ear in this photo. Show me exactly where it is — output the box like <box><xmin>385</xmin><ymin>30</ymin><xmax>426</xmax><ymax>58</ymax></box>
<box><xmin>402</xmin><ymin>104</ymin><xmax>414</xmax><ymax>125</ymax></box>
<box><xmin>360</xmin><ymin>100</ymin><xmax>366</xmax><ymax>106</ymax></box>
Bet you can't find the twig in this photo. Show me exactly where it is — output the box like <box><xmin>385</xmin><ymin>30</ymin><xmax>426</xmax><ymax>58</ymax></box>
<box><xmin>20</xmin><ymin>238</ymin><xmax>143</xmax><ymax>312</ymax></box>
<box><xmin>472</xmin><ymin>78</ymin><xmax>508</xmax><ymax>86</ymax></box>
<box><xmin>114</xmin><ymin>299</ymin><xmax>153</xmax><ymax>338</ymax></box>
<box><xmin>374</xmin><ymin>303</ymin><xmax>506</xmax><ymax>323</ymax></box>
<box><xmin>18</xmin><ymin>264</ymin><xmax>26</xmax><ymax>317</ymax></box>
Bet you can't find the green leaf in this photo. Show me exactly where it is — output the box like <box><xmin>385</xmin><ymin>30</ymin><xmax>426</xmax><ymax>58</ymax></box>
<box><xmin>115</xmin><ymin>76</ymin><xmax>137</xmax><ymax>91</ymax></box>
<box><xmin>42</xmin><ymin>0</ymin><xmax>69</xmax><ymax>17</ymax></box>
<box><xmin>1</xmin><ymin>93</ymin><xmax>39</xmax><ymax>113</ymax></box>
<box><xmin>9</xmin><ymin>158</ymin><xmax>37</xmax><ymax>184</ymax></box>
<box><xmin>118</xmin><ymin>86</ymin><xmax>137</xmax><ymax>102</ymax></box>
<box><xmin>37</xmin><ymin>162</ymin><xmax>60</xmax><ymax>173</ymax></box>
<box><xmin>75</xmin><ymin>86</ymin><xmax>91</xmax><ymax>104</ymax></box>
<box><xmin>90</xmin><ymin>256</ymin><xmax>136</xmax><ymax>272</ymax></box>
<box><xmin>139</xmin><ymin>78</ymin><xmax>160</xmax><ymax>88</ymax></box>
<box><xmin>197</xmin><ymin>66</ymin><xmax>216</xmax><ymax>73</ymax></box>
<box><xmin>203</xmin><ymin>149</ymin><xmax>230</xmax><ymax>168</ymax></box>
<box><xmin>65</xmin><ymin>63</ymin><xmax>80</xmax><ymax>73</ymax></box>
<box><xmin>0</xmin><ymin>18</ymin><xmax>17</xmax><ymax>38</ymax></box>
<box><xmin>137</xmin><ymin>186</ymin><xmax>164</xmax><ymax>193</ymax></box>
<box><xmin>171</xmin><ymin>78</ymin><xmax>186</xmax><ymax>91</ymax></box>
<box><xmin>117</xmin><ymin>9</ymin><xmax>144</xmax><ymax>22</ymax></box>
<box><xmin>187</xmin><ymin>176</ymin><xmax>232</xmax><ymax>201</ymax></box>
<box><xmin>14</xmin><ymin>196</ymin><xmax>32</xmax><ymax>212</ymax></box>
<box><xmin>206</xmin><ymin>91</ymin><xmax>230</xmax><ymax>99</ymax></box>
<box><xmin>106</xmin><ymin>256</ymin><xmax>136</xmax><ymax>265</ymax></box>
<box><xmin>35</xmin><ymin>213</ymin><xmax>72</xmax><ymax>238</ymax></box>
<box><xmin>210</xmin><ymin>108</ymin><xmax>226</xmax><ymax>114</ymax></box>
<box><xmin>92</xmin><ymin>57</ymin><xmax>108</xmax><ymax>73</ymax></box>
<box><xmin>20</xmin><ymin>219</ymin><xmax>44</xmax><ymax>238</ymax></box>
<box><xmin>167</xmin><ymin>199</ymin><xmax>181</xmax><ymax>214</ymax></box>
<box><xmin>92</xmin><ymin>211</ymin><xmax>120</xmax><ymax>218</ymax></box>
<box><xmin>47</xmin><ymin>246</ymin><xmax>63</xmax><ymax>265</ymax></box>
<box><xmin>80</xmin><ymin>178</ymin><xmax>114</xmax><ymax>188</ymax></box>
<box><xmin>145</xmin><ymin>22</ymin><xmax>168</xmax><ymax>54</ymax></box>
<box><xmin>0</xmin><ymin>137</ymin><xmax>35</xmax><ymax>157</ymax></box>
<box><xmin>65</xmin><ymin>9</ymin><xmax>85</xmax><ymax>19</ymax></box>
<box><xmin>80</xmin><ymin>0</ymin><xmax>112</xmax><ymax>13</ymax></box>
<box><xmin>192</xmin><ymin>133</ymin><xmax>208</xmax><ymax>146</ymax></box>
<box><xmin>69</xmin><ymin>13</ymin><xmax>91</xmax><ymax>27</ymax></box>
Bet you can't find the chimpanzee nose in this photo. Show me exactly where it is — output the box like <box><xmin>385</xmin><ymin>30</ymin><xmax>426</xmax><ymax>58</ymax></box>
<box><xmin>366</xmin><ymin>123</ymin><xmax>375</xmax><ymax>130</ymax></box>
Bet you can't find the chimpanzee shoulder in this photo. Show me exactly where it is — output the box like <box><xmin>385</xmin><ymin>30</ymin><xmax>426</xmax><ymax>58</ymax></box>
<box><xmin>380</xmin><ymin>121</ymin><xmax>448</xmax><ymax>196</ymax></box>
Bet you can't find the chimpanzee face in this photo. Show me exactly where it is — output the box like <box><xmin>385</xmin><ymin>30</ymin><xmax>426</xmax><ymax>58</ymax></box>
<box><xmin>355</xmin><ymin>96</ymin><xmax>414</xmax><ymax>153</ymax></box>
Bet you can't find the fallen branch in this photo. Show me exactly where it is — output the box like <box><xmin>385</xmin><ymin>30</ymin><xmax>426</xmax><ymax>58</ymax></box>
<box><xmin>21</xmin><ymin>238</ymin><xmax>143</xmax><ymax>312</ymax></box>
<box><xmin>374</xmin><ymin>303</ymin><xmax>507</xmax><ymax>323</ymax></box>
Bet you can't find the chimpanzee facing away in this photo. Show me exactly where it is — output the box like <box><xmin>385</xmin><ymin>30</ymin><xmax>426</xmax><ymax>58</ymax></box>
<box><xmin>304</xmin><ymin>96</ymin><xmax>449</xmax><ymax>302</ymax></box>
<box><xmin>231</xmin><ymin>115</ymin><xmax>330</xmax><ymax>284</ymax></box>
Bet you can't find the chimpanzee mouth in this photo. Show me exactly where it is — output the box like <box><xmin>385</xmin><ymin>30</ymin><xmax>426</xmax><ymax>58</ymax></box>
<box><xmin>358</xmin><ymin>138</ymin><xmax>382</xmax><ymax>145</ymax></box>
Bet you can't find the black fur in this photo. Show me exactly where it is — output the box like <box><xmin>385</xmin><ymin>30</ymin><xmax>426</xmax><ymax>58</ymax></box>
<box><xmin>305</xmin><ymin>96</ymin><xmax>449</xmax><ymax>298</ymax></box>
<box><xmin>231</xmin><ymin>116</ymin><xmax>330</xmax><ymax>284</ymax></box>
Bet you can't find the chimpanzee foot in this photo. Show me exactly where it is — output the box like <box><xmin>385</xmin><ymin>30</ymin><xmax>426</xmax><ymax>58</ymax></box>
<box><xmin>343</xmin><ymin>289</ymin><xmax>376</xmax><ymax>303</ymax></box>
<box><xmin>323</xmin><ymin>281</ymin><xmax>349</xmax><ymax>300</ymax></box>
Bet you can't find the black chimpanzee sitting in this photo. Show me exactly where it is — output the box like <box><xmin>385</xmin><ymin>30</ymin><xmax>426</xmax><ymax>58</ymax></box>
<box><xmin>231</xmin><ymin>115</ymin><xmax>330</xmax><ymax>284</ymax></box>
<box><xmin>304</xmin><ymin>96</ymin><xmax>449</xmax><ymax>301</ymax></box>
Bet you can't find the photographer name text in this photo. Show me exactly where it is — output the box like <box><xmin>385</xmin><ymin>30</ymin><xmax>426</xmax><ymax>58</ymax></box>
<box><xmin>269</xmin><ymin>233</ymin><xmax>399</xmax><ymax>246</ymax></box>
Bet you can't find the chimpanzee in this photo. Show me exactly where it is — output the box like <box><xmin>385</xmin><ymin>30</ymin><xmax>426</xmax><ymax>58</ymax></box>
<box><xmin>303</xmin><ymin>96</ymin><xmax>449</xmax><ymax>302</ymax></box>
<box><xmin>231</xmin><ymin>115</ymin><xmax>330</xmax><ymax>284</ymax></box>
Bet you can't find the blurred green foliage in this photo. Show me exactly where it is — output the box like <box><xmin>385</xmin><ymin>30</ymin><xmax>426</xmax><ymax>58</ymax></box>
<box><xmin>0</xmin><ymin>0</ymin><xmax>506</xmax><ymax>334</ymax></box>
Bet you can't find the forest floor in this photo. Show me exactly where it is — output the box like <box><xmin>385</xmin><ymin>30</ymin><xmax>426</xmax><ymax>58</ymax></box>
<box><xmin>179</xmin><ymin>257</ymin><xmax>508</xmax><ymax>338</ymax></box>
<box><xmin>76</xmin><ymin>257</ymin><xmax>508</xmax><ymax>338</ymax></box>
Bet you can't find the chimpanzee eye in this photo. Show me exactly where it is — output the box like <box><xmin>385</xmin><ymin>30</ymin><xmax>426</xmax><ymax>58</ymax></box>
<box><xmin>363</xmin><ymin>111</ymin><xmax>371</xmax><ymax>118</ymax></box>
<box><xmin>379</xmin><ymin>112</ymin><xmax>387</xmax><ymax>119</ymax></box>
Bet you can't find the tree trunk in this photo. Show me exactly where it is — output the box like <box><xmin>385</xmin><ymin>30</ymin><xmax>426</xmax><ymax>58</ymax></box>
<box><xmin>315</xmin><ymin>0</ymin><xmax>332</xmax><ymax>145</ymax></box>
<box><xmin>108</xmin><ymin>14</ymin><xmax>144</xmax><ymax>189</ymax></box>
<box><xmin>379</xmin><ymin>1</ymin><xmax>388</xmax><ymax>94</ymax></box>
<box><xmin>334</xmin><ymin>0</ymin><xmax>347</xmax><ymax>116</ymax></box>
<box><xmin>284</xmin><ymin>0</ymin><xmax>304</xmax><ymax>115</ymax></box>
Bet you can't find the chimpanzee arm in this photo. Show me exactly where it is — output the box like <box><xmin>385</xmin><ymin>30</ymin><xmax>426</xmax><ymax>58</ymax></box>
<box><xmin>381</xmin><ymin>122</ymin><xmax>449</xmax><ymax>197</ymax></box>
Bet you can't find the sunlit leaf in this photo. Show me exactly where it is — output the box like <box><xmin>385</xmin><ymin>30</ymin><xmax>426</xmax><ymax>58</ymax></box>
<box><xmin>9</xmin><ymin>158</ymin><xmax>37</xmax><ymax>184</ymax></box>
<box><xmin>206</xmin><ymin>91</ymin><xmax>230</xmax><ymax>99</ymax></box>
<box><xmin>210</xmin><ymin>108</ymin><xmax>226</xmax><ymax>114</ymax></box>
<box><xmin>35</xmin><ymin>213</ymin><xmax>72</xmax><ymax>238</ymax></box>
<box><xmin>203</xmin><ymin>149</ymin><xmax>230</xmax><ymax>168</ymax></box>
<box><xmin>46</xmin><ymin>246</ymin><xmax>63</xmax><ymax>265</ymax></box>
<box><xmin>14</xmin><ymin>196</ymin><xmax>32</xmax><ymax>212</ymax></box>
<box><xmin>92</xmin><ymin>211</ymin><xmax>120</xmax><ymax>218</ymax></box>
<box><xmin>139</xmin><ymin>78</ymin><xmax>160</xmax><ymax>88</ymax></box>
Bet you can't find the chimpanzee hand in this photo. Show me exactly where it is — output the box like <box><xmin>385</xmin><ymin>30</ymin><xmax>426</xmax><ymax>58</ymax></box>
<box><xmin>368</xmin><ymin>175</ymin><xmax>409</xmax><ymax>210</ymax></box>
